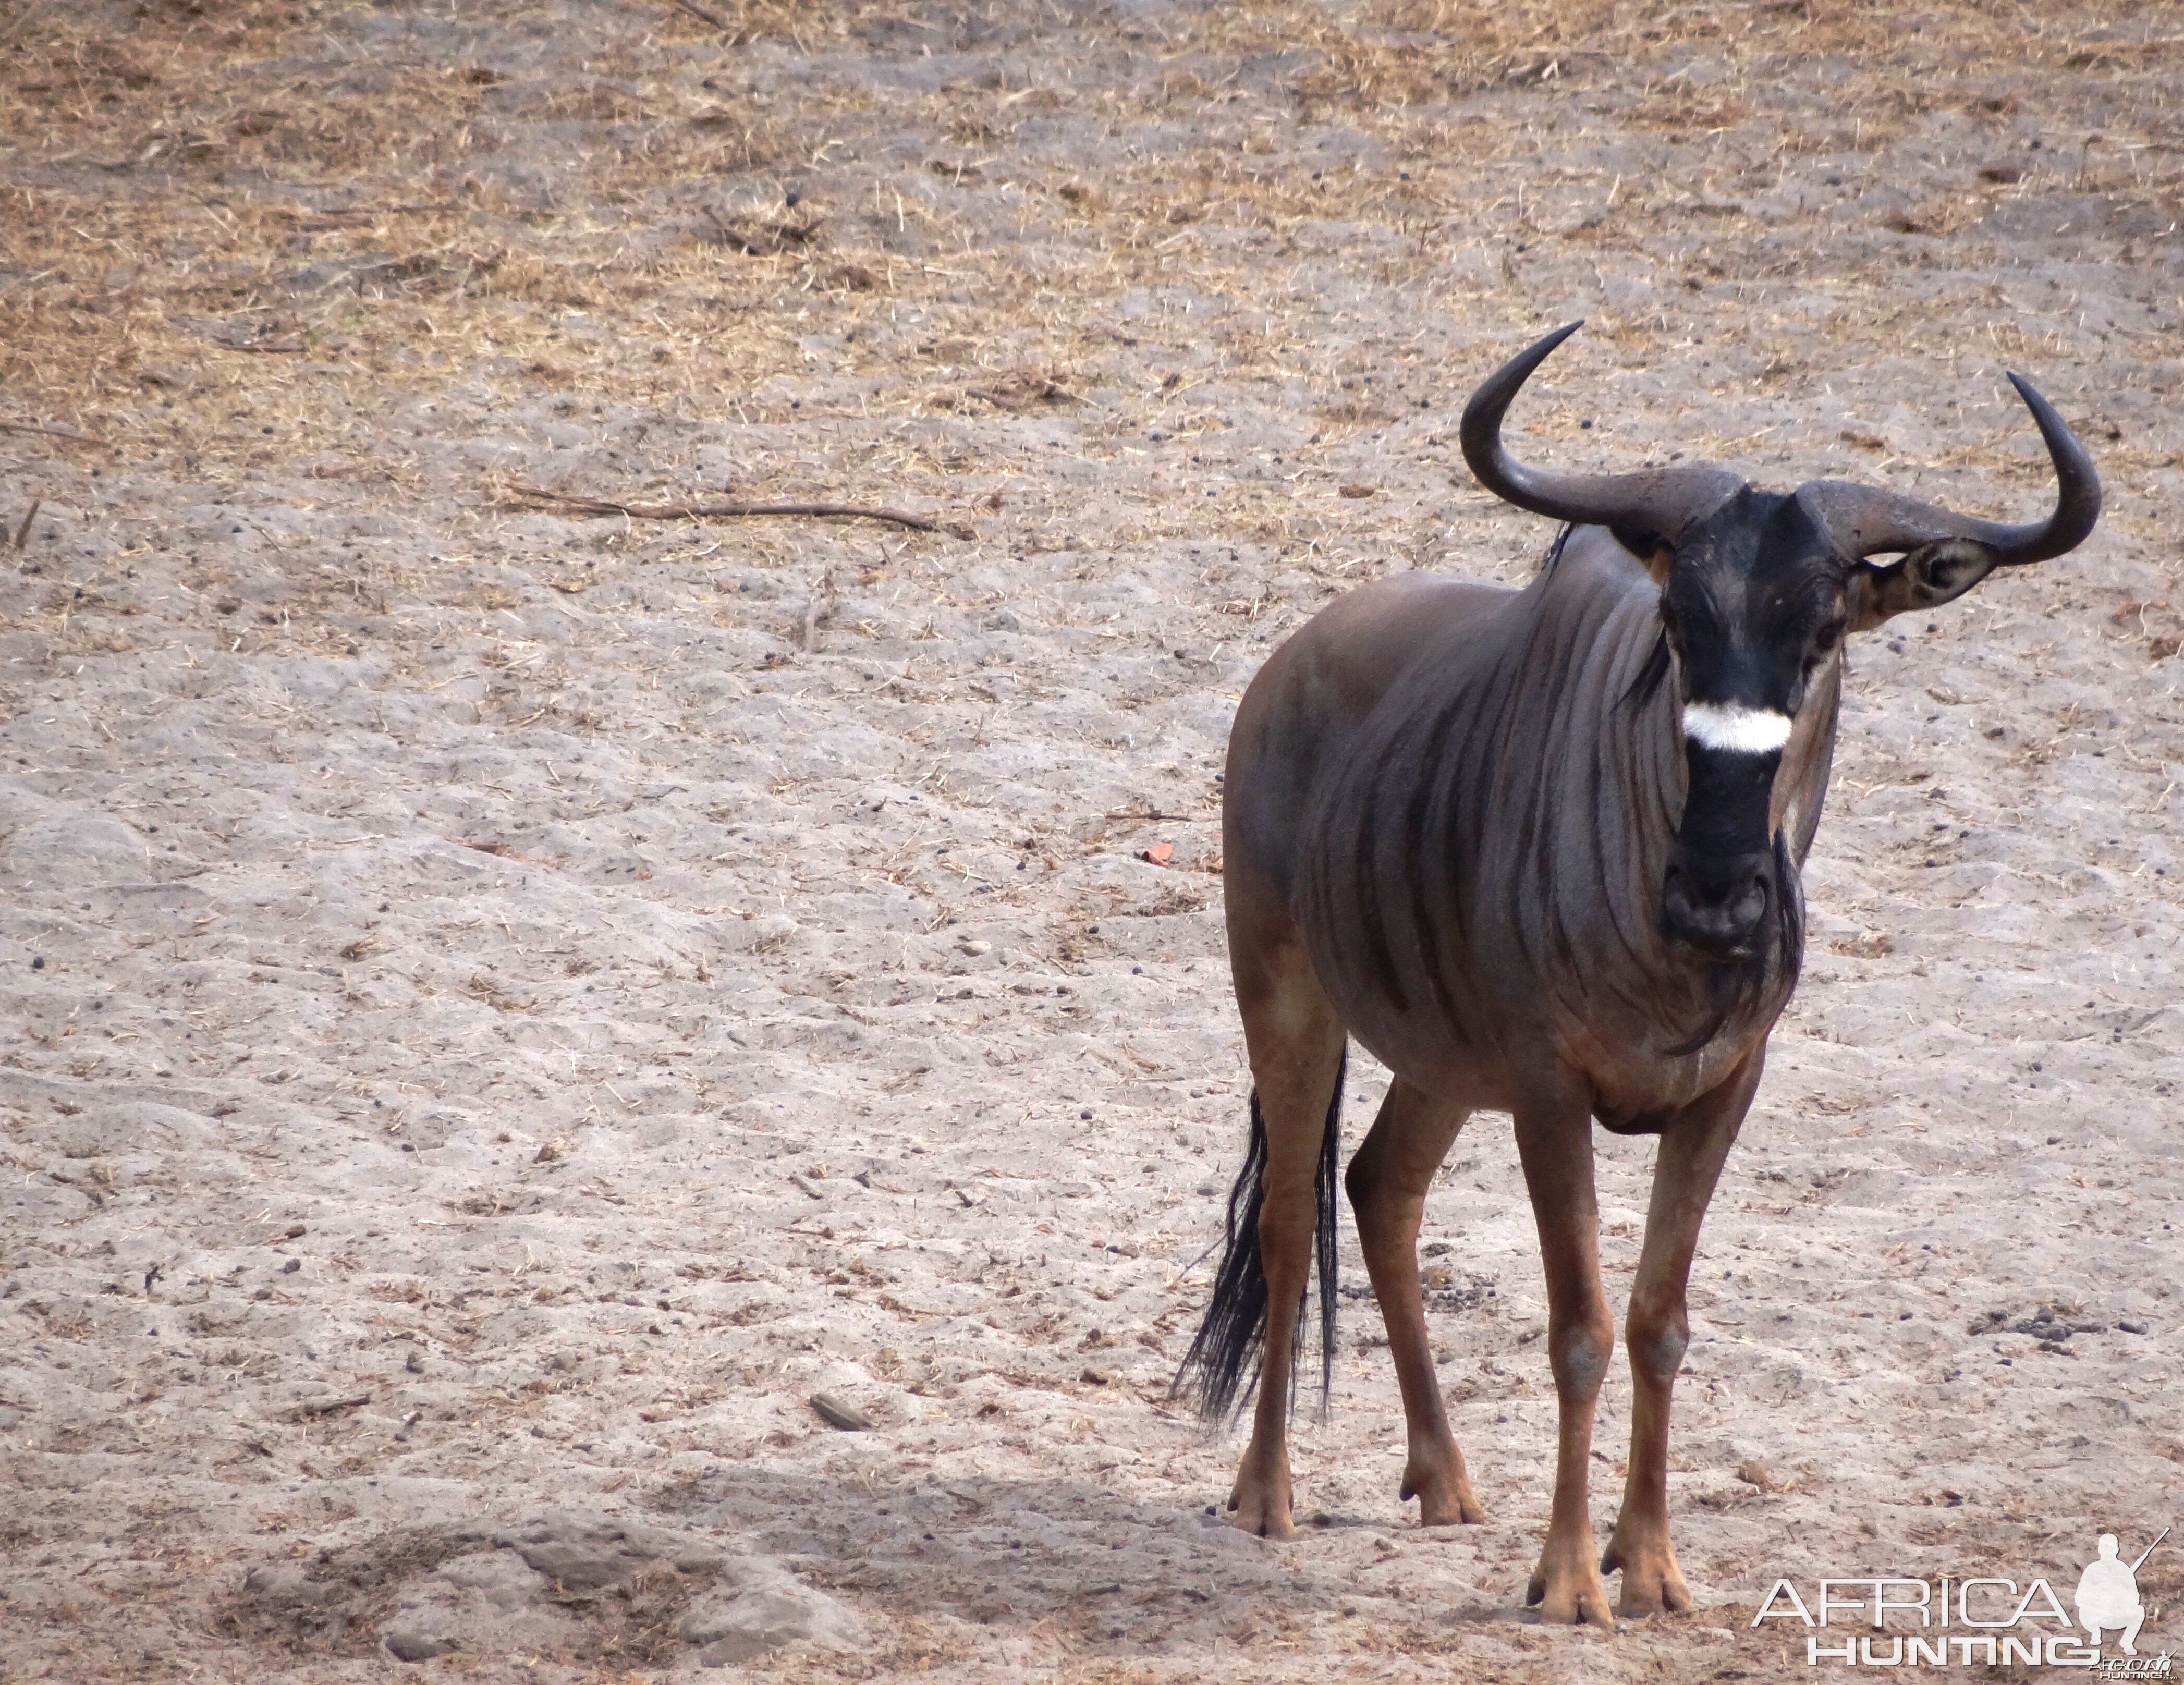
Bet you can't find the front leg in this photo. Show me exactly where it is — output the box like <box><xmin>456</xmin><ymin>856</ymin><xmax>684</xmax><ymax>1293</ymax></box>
<box><xmin>1601</xmin><ymin>1049</ymin><xmax>1761</xmax><ymax>1616</ymax></box>
<box><xmin>1513</xmin><ymin>1085</ymin><xmax>1616</xmax><ymax>1627</ymax></box>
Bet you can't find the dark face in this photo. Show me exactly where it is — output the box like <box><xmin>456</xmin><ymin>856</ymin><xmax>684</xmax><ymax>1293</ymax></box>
<box><xmin>1634</xmin><ymin>489</ymin><xmax>1850</xmax><ymax>956</ymax></box>
<box><xmin>1461</xmin><ymin>325</ymin><xmax>2094</xmax><ymax>963</ymax></box>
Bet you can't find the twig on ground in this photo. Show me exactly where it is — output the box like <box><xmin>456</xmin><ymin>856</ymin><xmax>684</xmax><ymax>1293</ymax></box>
<box><xmin>0</xmin><ymin>421</ymin><xmax>106</xmax><ymax>446</ymax></box>
<box><xmin>504</xmin><ymin>484</ymin><xmax>968</xmax><ymax>538</ymax></box>
<box><xmin>11</xmin><ymin>501</ymin><xmax>40</xmax><ymax>552</ymax></box>
<box><xmin>297</xmin><ymin>1393</ymin><xmax>371</xmax><ymax>1417</ymax></box>
<box><xmin>700</xmin><ymin>204</ymin><xmax>824</xmax><ymax>254</ymax></box>
<box><xmin>666</xmin><ymin>0</ymin><xmax>733</xmax><ymax>29</ymax></box>
<box><xmin>0</xmin><ymin>0</ymin><xmax>56</xmax><ymax>46</ymax></box>
<box><xmin>965</xmin><ymin>373</ymin><xmax>1080</xmax><ymax>411</ymax></box>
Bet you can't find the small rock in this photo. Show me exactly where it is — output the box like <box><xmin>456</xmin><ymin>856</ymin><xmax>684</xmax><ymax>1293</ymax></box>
<box><xmin>682</xmin><ymin>1575</ymin><xmax>867</xmax><ymax>1667</ymax></box>
<box><xmin>811</xmin><ymin>1393</ymin><xmax>873</xmax><ymax>1432</ymax></box>
<box><xmin>378</xmin><ymin>1545</ymin><xmax>574</xmax><ymax>1664</ymax></box>
<box><xmin>384</xmin><ymin>1625</ymin><xmax>458</xmax><ymax>1663</ymax></box>
<box><xmin>499</xmin><ymin>1511</ymin><xmax>727</xmax><ymax>1588</ymax></box>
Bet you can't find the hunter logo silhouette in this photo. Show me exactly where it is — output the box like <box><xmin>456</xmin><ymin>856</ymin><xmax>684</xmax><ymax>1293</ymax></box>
<box><xmin>2079</xmin><ymin>1528</ymin><xmax>2167</xmax><ymax>1656</ymax></box>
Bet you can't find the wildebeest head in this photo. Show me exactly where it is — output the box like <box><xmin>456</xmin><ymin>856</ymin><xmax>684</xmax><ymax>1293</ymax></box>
<box><xmin>1460</xmin><ymin>322</ymin><xmax>2100</xmax><ymax>958</ymax></box>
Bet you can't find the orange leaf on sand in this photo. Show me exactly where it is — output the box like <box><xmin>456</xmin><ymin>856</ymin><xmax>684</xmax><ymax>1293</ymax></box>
<box><xmin>1140</xmin><ymin>842</ymin><xmax>1174</xmax><ymax>865</ymax></box>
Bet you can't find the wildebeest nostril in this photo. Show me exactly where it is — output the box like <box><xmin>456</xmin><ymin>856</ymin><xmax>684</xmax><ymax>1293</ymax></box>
<box><xmin>1660</xmin><ymin>849</ymin><xmax>1772</xmax><ymax>953</ymax></box>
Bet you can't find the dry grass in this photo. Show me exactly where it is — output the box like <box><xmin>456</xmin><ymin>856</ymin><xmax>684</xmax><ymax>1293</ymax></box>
<box><xmin>1</xmin><ymin>0</ymin><xmax>843</xmax><ymax>487</ymax></box>
<box><xmin>9</xmin><ymin>0</ymin><xmax>2181</xmax><ymax>500</ymax></box>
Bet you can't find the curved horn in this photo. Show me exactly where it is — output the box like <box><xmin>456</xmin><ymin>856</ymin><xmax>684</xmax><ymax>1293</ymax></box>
<box><xmin>1461</xmin><ymin>321</ymin><xmax>1743</xmax><ymax>538</ymax></box>
<box><xmin>1801</xmin><ymin>373</ymin><xmax>2101</xmax><ymax>566</ymax></box>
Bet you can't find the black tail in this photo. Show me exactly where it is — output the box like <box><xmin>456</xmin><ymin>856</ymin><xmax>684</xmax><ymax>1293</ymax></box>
<box><xmin>1174</xmin><ymin>1051</ymin><xmax>1346</xmax><ymax>1422</ymax></box>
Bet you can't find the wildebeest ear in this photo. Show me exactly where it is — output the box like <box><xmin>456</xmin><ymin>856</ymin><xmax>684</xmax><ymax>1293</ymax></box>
<box><xmin>1846</xmin><ymin>539</ymin><xmax>1998</xmax><ymax>631</ymax></box>
<box><xmin>1612</xmin><ymin>527</ymin><xmax>1674</xmax><ymax>587</ymax></box>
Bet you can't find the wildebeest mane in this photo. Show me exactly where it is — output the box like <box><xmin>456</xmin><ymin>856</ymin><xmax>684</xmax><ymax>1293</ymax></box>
<box><xmin>1533</xmin><ymin>524</ymin><xmax>1576</xmax><ymax>577</ymax></box>
<box><xmin>1621</xmin><ymin>625</ymin><xmax>1674</xmax><ymax>713</ymax></box>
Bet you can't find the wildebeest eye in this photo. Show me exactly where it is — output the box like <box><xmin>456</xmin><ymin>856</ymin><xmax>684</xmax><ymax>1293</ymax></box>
<box><xmin>1811</xmin><ymin>620</ymin><xmax>1841</xmax><ymax>654</ymax></box>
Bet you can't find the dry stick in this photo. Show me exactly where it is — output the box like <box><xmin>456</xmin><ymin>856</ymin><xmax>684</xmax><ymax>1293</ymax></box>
<box><xmin>506</xmin><ymin>485</ymin><xmax>965</xmax><ymax>538</ymax></box>
<box><xmin>0</xmin><ymin>0</ymin><xmax>55</xmax><ymax>45</ymax></box>
<box><xmin>966</xmin><ymin>377</ymin><xmax>1080</xmax><ymax>411</ymax></box>
<box><xmin>0</xmin><ymin>420</ymin><xmax>107</xmax><ymax>446</ymax></box>
<box><xmin>11</xmin><ymin>501</ymin><xmax>39</xmax><ymax>552</ymax></box>
<box><xmin>297</xmin><ymin>1394</ymin><xmax>371</xmax><ymax>1417</ymax></box>
<box><xmin>666</xmin><ymin>0</ymin><xmax>733</xmax><ymax>28</ymax></box>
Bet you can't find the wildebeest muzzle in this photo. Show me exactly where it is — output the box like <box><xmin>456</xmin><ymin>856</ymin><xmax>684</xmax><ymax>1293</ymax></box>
<box><xmin>1662</xmin><ymin>740</ymin><xmax>1780</xmax><ymax>956</ymax></box>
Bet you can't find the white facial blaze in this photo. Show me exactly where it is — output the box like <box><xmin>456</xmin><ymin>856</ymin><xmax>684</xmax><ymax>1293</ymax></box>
<box><xmin>1682</xmin><ymin>701</ymin><xmax>1793</xmax><ymax>755</ymax></box>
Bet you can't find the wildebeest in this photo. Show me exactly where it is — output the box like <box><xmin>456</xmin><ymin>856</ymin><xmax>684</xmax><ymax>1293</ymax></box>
<box><xmin>1178</xmin><ymin>323</ymin><xmax>2099</xmax><ymax>1625</ymax></box>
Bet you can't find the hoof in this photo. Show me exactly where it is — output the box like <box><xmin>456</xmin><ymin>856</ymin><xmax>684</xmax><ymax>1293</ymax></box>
<box><xmin>1601</xmin><ymin>1532</ymin><xmax>1693</xmax><ymax>1617</ymax></box>
<box><xmin>1227</xmin><ymin>1459</ymin><xmax>1297</xmax><ymax>1540</ymax></box>
<box><xmin>1401</xmin><ymin>1468</ymin><xmax>1486</xmax><ymax>1527</ymax></box>
<box><xmin>1527</xmin><ymin>1547</ymin><xmax>1616</xmax><ymax>1627</ymax></box>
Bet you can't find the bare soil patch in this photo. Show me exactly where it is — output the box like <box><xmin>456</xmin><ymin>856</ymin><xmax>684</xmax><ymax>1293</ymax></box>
<box><xmin>4</xmin><ymin>1</ymin><xmax>2182</xmax><ymax>1679</ymax></box>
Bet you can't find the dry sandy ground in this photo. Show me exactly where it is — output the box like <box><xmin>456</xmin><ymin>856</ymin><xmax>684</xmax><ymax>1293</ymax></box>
<box><xmin>3</xmin><ymin>1</ymin><xmax>2183</xmax><ymax>1680</ymax></box>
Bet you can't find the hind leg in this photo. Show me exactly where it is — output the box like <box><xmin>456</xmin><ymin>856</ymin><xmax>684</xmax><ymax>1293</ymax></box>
<box><xmin>1345</xmin><ymin>1079</ymin><xmax>1483</xmax><ymax>1526</ymax></box>
<box><xmin>1226</xmin><ymin>922</ymin><xmax>1346</xmax><ymax>1540</ymax></box>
